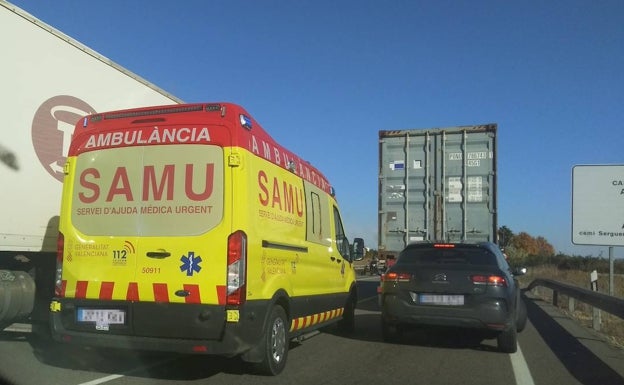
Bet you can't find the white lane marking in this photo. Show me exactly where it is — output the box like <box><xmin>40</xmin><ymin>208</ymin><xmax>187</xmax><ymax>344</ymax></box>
<box><xmin>511</xmin><ymin>343</ymin><xmax>535</xmax><ymax>385</ymax></box>
<box><xmin>78</xmin><ymin>374</ymin><xmax>123</xmax><ymax>385</ymax></box>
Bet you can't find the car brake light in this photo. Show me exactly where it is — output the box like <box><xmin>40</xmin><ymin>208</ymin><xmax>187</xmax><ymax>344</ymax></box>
<box><xmin>226</xmin><ymin>230</ymin><xmax>247</xmax><ymax>305</ymax></box>
<box><xmin>383</xmin><ymin>272</ymin><xmax>412</xmax><ymax>281</ymax></box>
<box><xmin>488</xmin><ymin>275</ymin><xmax>507</xmax><ymax>286</ymax></box>
<box><xmin>55</xmin><ymin>232</ymin><xmax>65</xmax><ymax>297</ymax></box>
<box><xmin>471</xmin><ymin>274</ymin><xmax>507</xmax><ymax>287</ymax></box>
<box><xmin>433</xmin><ymin>243</ymin><xmax>455</xmax><ymax>248</ymax></box>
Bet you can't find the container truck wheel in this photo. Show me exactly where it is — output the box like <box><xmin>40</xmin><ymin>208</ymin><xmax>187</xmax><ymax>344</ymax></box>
<box><xmin>254</xmin><ymin>305</ymin><xmax>288</xmax><ymax>376</ymax></box>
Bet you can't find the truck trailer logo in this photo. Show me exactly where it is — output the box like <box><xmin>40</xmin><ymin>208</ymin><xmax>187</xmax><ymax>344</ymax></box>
<box><xmin>31</xmin><ymin>95</ymin><xmax>96</xmax><ymax>182</ymax></box>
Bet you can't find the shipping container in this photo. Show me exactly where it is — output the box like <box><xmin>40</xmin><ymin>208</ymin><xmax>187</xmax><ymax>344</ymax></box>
<box><xmin>378</xmin><ymin>124</ymin><xmax>497</xmax><ymax>259</ymax></box>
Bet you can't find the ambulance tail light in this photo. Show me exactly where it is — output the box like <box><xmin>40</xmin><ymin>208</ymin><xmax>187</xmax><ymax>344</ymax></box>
<box><xmin>55</xmin><ymin>232</ymin><xmax>65</xmax><ymax>297</ymax></box>
<box><xmin>226</xmin><ymin>230</ymin><xmax>247</xmax><ymax>306</ymax></box>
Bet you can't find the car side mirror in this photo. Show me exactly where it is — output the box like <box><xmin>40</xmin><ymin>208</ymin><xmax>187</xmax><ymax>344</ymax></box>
<box><xmin>512</xmin><ymin>267</ymin><xmax>527</xmax><ymax>276</ymax></box>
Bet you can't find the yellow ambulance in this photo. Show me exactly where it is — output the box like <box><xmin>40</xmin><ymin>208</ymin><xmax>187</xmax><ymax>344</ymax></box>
<box><xmin>50</xmin><ymin>102</ymin><xmax>364</xmax><ymax>375</ymax></box>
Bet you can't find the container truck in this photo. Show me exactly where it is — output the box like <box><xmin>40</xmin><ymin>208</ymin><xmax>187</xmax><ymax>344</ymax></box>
<box><xmin>0</xmin><ymin>0</ymin><xmax>182</xmax><ymax>330</ymax></box>
<box><xmin>378</xmin><ymin>124</ymin><xmax>498</xmax><ymax>261</ymax></box>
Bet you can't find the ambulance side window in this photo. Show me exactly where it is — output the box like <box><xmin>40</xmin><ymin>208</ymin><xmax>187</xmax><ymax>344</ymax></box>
<box><xmin>304</xmin><ymin>181</ymin><xmax>331</xmax><ymax>247</ymax></box>
<box><xmin>333</xmin><ymin>206</ymin><xmax>349</xmax><ymax>259</ymax></box>
<box><xmin>310</xmin><ymin>192</ymin><xmax>322</xmax><ymax>235</ymax></box>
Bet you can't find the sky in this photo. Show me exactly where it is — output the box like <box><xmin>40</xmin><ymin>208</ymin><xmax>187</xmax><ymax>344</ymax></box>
<box><xmin>9</xmin><ymin>0</ymin><xmax>624</xmax><ymax>257</ymax></box>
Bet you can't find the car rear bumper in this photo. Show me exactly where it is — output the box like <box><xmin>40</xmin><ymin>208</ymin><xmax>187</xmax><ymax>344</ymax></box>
<box><xmin>381</xmin><ymin>293</ymin><xmax>513</xmax><ymax>331</ymax></box>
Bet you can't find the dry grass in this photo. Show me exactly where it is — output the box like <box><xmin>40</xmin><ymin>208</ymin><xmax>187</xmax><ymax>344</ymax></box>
<box><xmin>518</xmin><ymin>265</ymin><xmax>624</xmax><ymax>349</ymax></box>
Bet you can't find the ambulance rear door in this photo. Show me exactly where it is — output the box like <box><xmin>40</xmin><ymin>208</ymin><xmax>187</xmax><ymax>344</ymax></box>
<box><xmin>68</xmin><ymin>132</ymin><xmax>230</xmax><ymax>337</ymax></box>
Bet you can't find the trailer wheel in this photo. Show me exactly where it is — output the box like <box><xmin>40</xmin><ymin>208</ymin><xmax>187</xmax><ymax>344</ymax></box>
<box><xmin>254</xmin><ymin>305</ymin><xmax>289</xmax><ymax>376</ymax></box>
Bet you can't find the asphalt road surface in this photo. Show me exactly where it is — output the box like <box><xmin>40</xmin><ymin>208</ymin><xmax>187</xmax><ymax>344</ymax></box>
<box><xmin>0</xmin><ymin>277</ymin><xmax>623</xmax><ymax>385</ymax></box>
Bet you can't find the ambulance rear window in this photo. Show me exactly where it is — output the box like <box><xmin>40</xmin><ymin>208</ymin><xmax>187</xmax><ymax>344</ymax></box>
<box><xmin>71</xmin><ymin>144</ymin><xmax>224</xmax><ymax>236</ymax></box>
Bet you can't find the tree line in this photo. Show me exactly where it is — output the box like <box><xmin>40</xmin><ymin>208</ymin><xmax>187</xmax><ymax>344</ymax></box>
<box><xmin>498</xmin><ymin>225</ymin><xmax>624</xmax><ymax>274</ymax></box>
<box><xmin>366</xmin><ymin>226</ymin><xmax>623</xmax><ymax>274</ymax></box>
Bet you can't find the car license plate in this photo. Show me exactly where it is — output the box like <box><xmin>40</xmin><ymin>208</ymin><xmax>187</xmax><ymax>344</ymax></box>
<box><xmin>77</xmin><ymin>308</ymin><xmax>125</xmax><ymax>324</ymax></box>
<box><xmin>418</xmin><ymin>294</ymin><xmax>464</xmax><ymax>306</ymax></box>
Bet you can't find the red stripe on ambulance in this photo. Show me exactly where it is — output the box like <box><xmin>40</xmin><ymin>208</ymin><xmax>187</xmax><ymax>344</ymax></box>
<box><xmin>99</xmin><ymin>282</ymin><xmax>114</xmax><ymax>300</ymax></box>
<box><xmin>216</xmin><ymin>285</ymin><xmax>226</xmax><ymax>305</ymax></box>
<box><xmin>59</xmin><ymin>280</ymin><xmax>67</xmax><ymax>297</ymax></box>
<box><xmin>63</xmin><ymin>281</ymin><xmax>226</xmax><ymax>304</ymax></box>
<box><xmin>75</xmin><ymin>281</ymin><xmax>88</xmax><ymax>299</ymax></box>
<box><xmin>183</xmin><ymin>284</ymin><xmax>201</xmax><ymax>304</ymax></box>
<box><xmin>289</xmin><ymin>307</ymin><xmax>344</xmax><ymax>332</ymax></box>
<box><xmin>153</xmin><ymin>283</ymin><xmax>169</xmax><ymax>302</ymax></box>
<box><xmin>126</xmin><ymin>282</ymin><xmax>139</xmax><ymax>301</ymax></box>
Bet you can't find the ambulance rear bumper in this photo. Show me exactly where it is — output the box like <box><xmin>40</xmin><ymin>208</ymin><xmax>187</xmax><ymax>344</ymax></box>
<box><xmin>49</xmin><ymin>298</ymin><xmax>269</xmax><ymax>356</ymax></box>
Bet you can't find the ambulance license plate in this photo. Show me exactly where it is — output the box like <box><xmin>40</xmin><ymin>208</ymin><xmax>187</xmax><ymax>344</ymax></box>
<box><xmin>77</xmin><ymin>308</ymin><xmax>126</xmax><ymax>324</ymax></box>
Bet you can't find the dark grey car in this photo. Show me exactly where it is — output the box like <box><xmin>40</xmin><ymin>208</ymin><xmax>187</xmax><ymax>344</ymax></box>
<box><xmin>379</xmin><ymin>242</ymin><xmax>527</xmax><ymax>353</ymax></box>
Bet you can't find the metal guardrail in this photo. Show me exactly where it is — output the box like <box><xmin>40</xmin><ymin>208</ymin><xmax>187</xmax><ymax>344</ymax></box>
<box><xmin>526</xmin><ymin>278</ymin><xmax>624</xmax><ymax>330</ymax></box>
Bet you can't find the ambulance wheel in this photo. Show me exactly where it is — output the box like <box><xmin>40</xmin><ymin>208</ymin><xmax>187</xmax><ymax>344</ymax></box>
<box><xmin>254</xmin><ymin>305</ymin><xmax>289</xmax><ymax>376</ymax></box>
<box><xmin>337</xmin><ymin>293</ymin><xmax>356</xmax><ymax>334</ymax></box>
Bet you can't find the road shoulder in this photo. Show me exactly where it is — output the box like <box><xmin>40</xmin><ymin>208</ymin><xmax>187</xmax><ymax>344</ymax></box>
<box><xmin>524</xmin><ymin>290</ymin><xmax>624</xmax><ymax>381</ymax></box>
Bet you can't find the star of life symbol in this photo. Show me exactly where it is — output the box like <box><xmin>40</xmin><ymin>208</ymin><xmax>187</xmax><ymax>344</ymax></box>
<box><xmin>180</xmin><ymin>252</ymin><xmax>202</xmax><ymax>276</ymax></box>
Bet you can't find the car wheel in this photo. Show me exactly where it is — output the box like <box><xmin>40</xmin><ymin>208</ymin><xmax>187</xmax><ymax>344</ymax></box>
<box><xmin>254</xmin><ymin>305</ymin><xmax>289</xmax><ymax>376</ymax></box>
<box><xmin>337</xmin><ymin>292</ymin><xmax>356</xmax><ymax>334</ymax></box>
<box><xmin>497</xmin><ymin>322</ymin><xmax>518</xmax><ymax>353</ymax></box>
<box><xmin>516</xmin><ymin>297</ymin><xmax>527</xmax><ymax>333</ymax></box>
<box><xmin>381</xmin><ymin>318</ymin><xmax>402</xmax><ymax>343</ymax></box>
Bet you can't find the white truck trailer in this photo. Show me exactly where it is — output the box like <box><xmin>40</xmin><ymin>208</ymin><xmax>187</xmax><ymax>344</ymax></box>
<box><xmin>0</xmin><ymin>0</ymin><xmax>182</xmax><ymax>329</ymax></box>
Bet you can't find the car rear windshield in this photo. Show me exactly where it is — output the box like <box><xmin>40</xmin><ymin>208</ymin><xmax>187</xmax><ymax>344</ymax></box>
<box><xmin>396</xmin><ymin>246</ymin><xmax>497</xmax><ymax>266</ymax></box>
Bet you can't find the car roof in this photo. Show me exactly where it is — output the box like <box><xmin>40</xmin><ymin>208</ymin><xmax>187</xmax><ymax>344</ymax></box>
<box><xmin>404</xmin><ymin>241</ymin><xmax>495</xmax><ymax>249</ymax></box>
<box><xmin>397</xmin><ymin>241</ymin><xmax>503</xmax><ymax>266</ymax></box>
